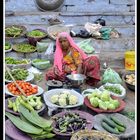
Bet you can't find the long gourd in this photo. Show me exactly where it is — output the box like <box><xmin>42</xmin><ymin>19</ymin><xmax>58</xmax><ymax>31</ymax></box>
<box><xmin>19</xmin><ymin>105</ymin><xmax>52</xmax><ymax>129</ymax></box>
<box><xmin>29</xmin><ymin>133</ymin><xmax>55</xmax><ymax>140</ymax></box>
<box><xmin>31</xmin><ymin>109</ymin><xmax>53</xmax><ymax>128</ymax></box>
<box><xmin>5</xmin><ymin>112</ymin><xmax>43</xmax><ymax>134</ymax></box>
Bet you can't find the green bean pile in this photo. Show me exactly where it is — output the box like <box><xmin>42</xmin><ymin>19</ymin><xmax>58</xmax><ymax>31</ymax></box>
<box><xmin>104</xmin><ymin>86</ymin><xmax>122</xmax><ymax>95</ymax></box>
<box><xmin>27</xmin><ymin>30</ymin><xmax>46</xmax><ymax>37</ymax></box>
<box><xmin>14</xmin><ymin>43</ymin><xmax>36</xmax><ymax>52</ymax></box>
<box><xmin>5</xmin><ymin>26</ymin><xmax>23</xmax><ymax>37</ymax></box>
<box><xmin>5</xmin><ymin>42</ymin><xmax>11</xmax><ymax>50</ymax></box>
<box><xmin>5</xmin><ymin>57</ymin><xmax>30</xmax><ymax>64</ymax></box>
<box><xmin>5</xmin><ymin>68</ymin><xmax>29</xmax><ymax>81</ymax></box>
<box><xmin>32</xmin><ymin>59</ymin><xmax>49</xmax><ymax>63</ymax></box>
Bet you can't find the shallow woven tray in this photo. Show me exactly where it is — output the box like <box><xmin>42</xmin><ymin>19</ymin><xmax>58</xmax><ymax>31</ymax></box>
<box><xmin>6</xmin><ymin>59</ymin><xmax>31</xmax><ymax>69</ymax></box>
<box><xmin>12</xmin><ymin>43</ymin><xmax>37</xmax><ymax>53</ymax></box>
<box><xmin>5</xmin><ymin>25</ymin><xmax>27</xmax><ymax>39</ymax></box>
<box><xmin>47</xmin><ymin>24</ymin><xmax>70</xmax><ymax>40</ymax></box>
<box><xmin>70</xmin><ymin>130</ymin><xmax>119</xmax><ymax>140</ymax></box>
<box><xmin>93</xmin><ymin>113</ymin><xmax>135</xmax><ymax>138</ymax></box>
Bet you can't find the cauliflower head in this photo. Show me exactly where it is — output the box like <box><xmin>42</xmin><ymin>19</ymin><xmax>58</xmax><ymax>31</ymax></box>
<box><xmin>59</xmin><ymin>98</ymin><xmax>67</xmax><ymax>106</ymax></box>
<box><xmin>50</xmin><ymin>95</ymin><xmax>59</xmax><ymax>104</ymax></box>
<box><xmin>59</xmin><ymin>93</ymin><xmax>68</xmax><ymax>99</ymax></box>
<box><xmin>69</xmin><ymin>95</ymin><xmax>78</xmax><ymax>105</ymax></box>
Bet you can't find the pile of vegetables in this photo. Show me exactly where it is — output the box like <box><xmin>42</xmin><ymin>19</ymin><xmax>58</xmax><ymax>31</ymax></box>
<box><xmin>7</xmin><ymin>81</ymin><xmax>38</xmax><ymax>96</ymax></box>
<box><xmin>6</xmin><ymin>105</ymin><xmax>55</xmax><ymax>140</ymax></box>
<box><xmin>8</xmin><ymin>95</ymin><xmax>43</xmax><ymax>112</ymax></box>
<box><xmin>50</xmin><ymin>91</ymin><xmax>78</xmax><ymax>106</ymax></box>
<box><xmin>5</xmin><ymin>42</ymin><xmax>11</xmax><ymax>50</ymax></box>
<box><xmin>101</xmin><ymin>116</ymin><xmax>126</xmax><ymax>134</ymax></box>
<box><xmin>5</xmin><ymin>57</ymin><xmax>30</xmax><ymax>65</ymax></box>
<box><xmin>33</xmin><ymin>73</ymin><xmax>43</xmax><ymax>82</ymax></box>
<box><xmin>32</xmin><ymin>59</ymin><xmax>51</xmax><ymax>70</ymax></box>
<box><xmin>104</xmin><ymin>86</ymin><xmax>122</xmax><ymax>95</ymax></box>
<box><xmin>32</xmin><ymin>59</ymin><xmax>49</xmax><ymax>63</ymax></box>
<box><xmin>53</xmin><ymin>112</ymin><xmax>88</xmax><ymax>133</ymax></box>
<box><xmin>121</xmin><ymin>111</ymin><xmax>135</xmax><ymax>121</ymax></box>
<box><xmin>13</xmin><ymin>43</ymin><xmax>36</xmax><ymax>53</ymax></box>
<box><xmin>5</xmin><ymin>68</ymin><xmax>29</xmax><ymax>81</ymax></box>
<box><xmin>5</xmin><ymin>26</ymin><xmax>23</xmax><ymax>37</ymax></box>
<box><xmin>27</xmin><ymin>30</ymin><xmax>46</xmax><ymax>37</ymax></box>
<box><xmin>87</xmin><ymin>90</ymin><xmax>120</xmax><ymax>110</ymax></box>
<box><xmin>125</xmin><ymin>73</ymin><xmax>135</xmax><ymax>85</ymax></box>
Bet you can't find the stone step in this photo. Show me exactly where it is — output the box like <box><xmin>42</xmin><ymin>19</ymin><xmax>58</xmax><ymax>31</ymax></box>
<box><xmin>5</xmin><ymin>0</ymin><xmax>135</xmax><ymax>13</ymax></box>
<box><xmin>5</xmin><ymin>35</ymin><xmax>135</xmax><ymax>52</ymax></box>
<box><xmin>5</xmin><ymin>11</ymin><xmax>135</xmax><ymax>26</ymax></box>
<box><xmin>5</xmin><ymin>23</ymin><xmax>135</xmax><ymax>38</ymax></box>
<box><xmin>5</xmin><ymin>51</ymin><xmax>128</xmax><ymax>77</ymax></box>
<box><xmin>73</xmin><ymin>37</ymin><xmax>135</xmax><ymax>52</ymax></box>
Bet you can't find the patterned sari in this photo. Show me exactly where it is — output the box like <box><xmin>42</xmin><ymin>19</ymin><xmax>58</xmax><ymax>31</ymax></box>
<box><xmin>46</xmin><ymin>32</ymin><xmax>100</xmax><ymax>86</ymax></box>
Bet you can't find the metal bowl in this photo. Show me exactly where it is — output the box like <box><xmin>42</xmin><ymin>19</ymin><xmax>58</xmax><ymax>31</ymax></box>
<box><xmin>34</xmin><ymin>0</ymin><xmax>65</xmax><ymax>11</ymax></box>
<box><xmin>66</xmin><ymin>74</ymin><xmax>86</xmax><ymax>87</ymax></box>
<box><xmin>122</xmin><ymin>71</ymin><xmax>135</xmax><ymax>91</ymax></box>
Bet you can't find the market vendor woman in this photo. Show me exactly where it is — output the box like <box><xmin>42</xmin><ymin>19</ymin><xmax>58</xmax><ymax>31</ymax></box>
<box><xmin>46</xmin><ymin>32</ymin><xmax>100</xmax><ymax>85</ymax></box>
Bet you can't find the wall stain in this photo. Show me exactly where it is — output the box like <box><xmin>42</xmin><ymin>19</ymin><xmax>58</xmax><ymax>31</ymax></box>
<box><xmin>87</xmin><ymin>0</ymin><xmax>95</xmax><ymax>2</ymax></box>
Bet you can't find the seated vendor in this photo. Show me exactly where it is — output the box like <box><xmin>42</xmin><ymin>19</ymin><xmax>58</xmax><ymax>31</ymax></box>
<box><xmin>46</xmin><ymin>32</ymin><xmax>100</xmax><ymax>85</ymax></box>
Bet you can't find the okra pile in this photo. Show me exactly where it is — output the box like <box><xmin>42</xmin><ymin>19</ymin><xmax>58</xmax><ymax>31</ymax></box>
<box><xmin>5</xmin><ymin>68</ymin><xmax>29</xmax><ymax>81</ymax></box>
<box><xmin>8</xmin><ymin>95</ymin><xmax>43</xmax><ymax>112</ymax></box>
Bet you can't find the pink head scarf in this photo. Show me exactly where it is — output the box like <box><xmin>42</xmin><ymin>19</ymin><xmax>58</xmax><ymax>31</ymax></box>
<box><xmin>54</xmin><ymin>32</ymin><xmax>87</xmax><ymax>72</ymax></box>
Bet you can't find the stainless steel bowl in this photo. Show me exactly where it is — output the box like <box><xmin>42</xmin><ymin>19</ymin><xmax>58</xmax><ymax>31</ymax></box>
<box><xmin>34</xmin><ymin>0</ymin><xmax>65</xmax><ymax>11</ymax></box>
<box><xmin>66</xmin><ymin>74</ymin><xmax>86</xmax><ymax>87</ymax></box>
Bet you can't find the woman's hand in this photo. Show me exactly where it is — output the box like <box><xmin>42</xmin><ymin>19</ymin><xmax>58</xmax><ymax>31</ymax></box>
<box><xmin>54</xmin><ymin>66</ymin><xmax>60</xmax><ymax>75</ymax></box>
<box><xmin>77</xmin><ymin>64</ymin><xmax>83</xmax><ymax>74</ymax></box>
<box><xmin>64</xmin><ymin>65</ymin><xmax>71</xmax><ymax>73</ymax></box>
<box><xmin>71</xmin><ymin>71</ymin><xmax>77</xmax><ymax>74</ymax></box>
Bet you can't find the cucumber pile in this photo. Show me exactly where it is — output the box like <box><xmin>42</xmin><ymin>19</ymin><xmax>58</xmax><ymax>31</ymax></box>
<box><xmin>101</xmin><ymin>116</ymin><xmax>126</xmax><ymax>134</ymax></box>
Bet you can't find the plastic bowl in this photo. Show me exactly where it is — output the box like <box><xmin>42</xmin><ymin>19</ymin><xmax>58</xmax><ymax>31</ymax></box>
<box><xmin>32</xmin><ymin>59</ymin><xmax>51</xmax><ymax>70</ymax></box>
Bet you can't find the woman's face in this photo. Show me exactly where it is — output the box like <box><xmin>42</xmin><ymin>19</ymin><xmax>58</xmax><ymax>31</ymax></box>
<box><xmin>59</xmin><ymin>36</ymin><xmax>70</xmax><ymax>51</ymax></box>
